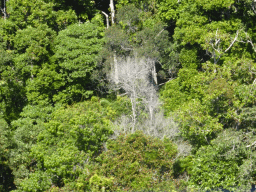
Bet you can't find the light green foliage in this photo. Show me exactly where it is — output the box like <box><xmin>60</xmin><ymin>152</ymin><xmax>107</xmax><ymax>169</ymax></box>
<box><xmin>179</xmin><ymin>48</ymin><xmax>199</xmax><ymax>69</ymax></box>
<box><xmin>0</xmin><ymin>117</ymin><xmax>10</xmax><ymax>165</ymax></box>
<box><xmin>194</xmin><ymin>0</ymin><xmax>234</xmax><ymax>10</ymax></box>
<box><xmin>0</xmin><ymin>0</ymin><xmax>255</xmax><ymax>191</ymax></box>
<box><xmin>158</xmin><ymin>0</ymin><xmax>256</xmax><ymax>69</ymax></box>
<box><xmin>19</xmin><ymin>171</ymin><xmax>52</xmax><ymax>192</ymax></box>
<box><xmin>7</xmin><ymin>0</ymin><xmax>55</xmax><ymax>29</ymax></box>
<box><xmin>89</xmin><ymin>174</ymin><xmax>114</xmax><ymax>192</ymax></box>
<box><xmin>13</xmin><ymin>25</ymin><xmax>55</xmax><ymax>73</ymax></box>
<box><xmin>161</xmin><ymin>68</ymin><xmax>206</xmax><ymax>112</ymax></box>
<box><xmin>172</xmin><ymin>0</ymin><xmax>243</xmax><ymax>46</ymax></box>
<box><xmin>94</xmin><ymin>132</ymin><xmax>177</xmax><ymax>191</ymax></box>
<box><xmin>25</xmin><ymin>63</ymin><xmax>64</xmax><ymax>106</ymax></box>
<box><xmin>157</xmin><ymin>0</ymin><xmax>179</xmax><ymax>22</ymax></box>
<box><xmin>161</xmin><ymin>56</ymin><xmax>255</xmax><ymax>146</ymax></box>
<box><xmin>177</xmin><ymin>100</ymin><xmax>223</xmax><ymax>147</ymax></box>
<box><xmin>6</xmin><ymin>0</ymin><xmax>77</xmax><ymax>32</ymax></box>
<box><xmin>188</xmin><ymin>129</ymin><xmax>256</xmax><ymax>191</ymax></box>
<box><xmin>53</xmin><ymin>20</ymin><xmax>105</xmax><ymax>103</ymax></box>
<box><xmin>17</xmin><ymin>98</ymin><xmax>113</xmax><ymax>191</ymax></box>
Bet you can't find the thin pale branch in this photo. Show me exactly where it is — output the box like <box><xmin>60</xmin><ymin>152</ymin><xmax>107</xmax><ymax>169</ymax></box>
<box><xmin>101</xmin><ymin>11</ymin><xmax>109</xmax><ymax>29</ymax></box>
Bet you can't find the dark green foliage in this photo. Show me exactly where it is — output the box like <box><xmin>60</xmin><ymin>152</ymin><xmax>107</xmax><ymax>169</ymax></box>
<box><xmin>53</xmin><ymin>19</ymin><xmax>105</xmax><ymax>103</ymax></box>
<box><xmin>13</xmin><ymin>25</ymin><xmax>55</xmax><ymax>80</ymax></box>
<box><xmin>239</xmin><ymin>105</ymin><xmax>256</xmax><ymax>130</ymax></box>
<box><xmin>0</xmin><ymin>40</ymin><xmax>26</xmax><ymax>123</ymax></box>
<box><xmin>44</xmin><ymin>0</ymin><xmax>96</xmax><ymax>20</ymax></box>
<box><xmin>104</xmin><ymin>4</ymin><xmax>173</xmax><ymax>63</ymax></box>
<box><xmin>0</xmin><ymin>117</ymin><xmax>15</xmax><ymax>191</ymax></box>
<box><xmin>93</xmin><ymin>132</ymin><xmax>177</xmax><ymax>191</ymax></box>
<box><xmin>116</xmin><ymin>0</ymin><xmax>158</xmax><ymax>13</ymax></box>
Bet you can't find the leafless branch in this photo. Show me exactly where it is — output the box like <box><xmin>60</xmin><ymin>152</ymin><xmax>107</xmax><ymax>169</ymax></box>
<box><xmin>224</xmin><ymin>30</ymin><xmax>239</xmax><ymax>52</ymax></box>
<box><xmin>101</xmin><ymin>11</ymin><xmax>109</xmax><ymax>29</ymax></box>
<box><xmin>120</xmin><ymin>45</ymin><xmax>133</xmax><ymax>51</ymax></box>
<box><xmin>155</xmin><ymin>28</ymin><xmax>165</xmax><ymax>39</ymax></box>
<box><xmin>207</xmin><ymin>29</ymin><xmax>240</xmax><ymax>64</ymax></box>
<box><xmin>246</xmin><ymin>141</ymin><xmax>256</xmax><ymax>148</ymax></box>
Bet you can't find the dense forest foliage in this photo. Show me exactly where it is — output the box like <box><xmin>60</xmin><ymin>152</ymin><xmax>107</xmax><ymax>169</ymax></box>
<box><xmin>0</xmin><ymin>0</ymin><xmax>256</xmax><ymax>191</ymax></box>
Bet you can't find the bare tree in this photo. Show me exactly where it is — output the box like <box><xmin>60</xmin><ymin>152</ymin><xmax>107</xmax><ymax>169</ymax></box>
<box><xmin>109</xmin><ymin>56</ymin><xmax>191</xmax><ymax>157</ymax></box>
<box><xmin>109</xmin><ymin>56</ymin><xmax>158</xmax><ymax>132</ymax></box>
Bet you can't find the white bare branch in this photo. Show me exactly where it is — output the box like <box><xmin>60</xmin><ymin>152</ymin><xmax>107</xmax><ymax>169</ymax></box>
<box><xmin>101</xmin><ymin>11</ymin><xmax>109</xmax><ymax>29</ymax></box>
<box><xmin>207</xmin><ymin>29</ymin><xmax>240</xmax><ymax>64</ymax></box>
<box><xmin>155</xmin><ymin>28</ymin><xmax>165</xmax><ymax>39</ymax></box>
<box><xmin>109</xmin><ymin>56</ymin><xmax>158</xmax><ymax>132</ymax></box>
<box><xmin>246</xmin><ymin>141</ymin><xmax>256</xmax><ymax>148</ymax></box>
<box><xmin>224</xmin><ymin>30</ymin><xmax>239</xmax><ymax>53</ymax></box>
<box><xmin>110</xmin><ymin>0</ymin><xmax>115</xmax><ymax>25</ymax></box>
<box><xmin>120</xmin><ymin>45</ymin><xmax>133</xmax><ymax>51</ymax></box>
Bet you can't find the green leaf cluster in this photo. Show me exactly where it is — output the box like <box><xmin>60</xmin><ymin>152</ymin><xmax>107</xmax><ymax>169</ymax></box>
<box><xmin>93</xmin><ymin>131</ymin><xmax>177</xmax><ymax>191</ymax></box>
<box><xmin>188</xmin><ymin>129</ymin><xmax>256</xmax><ymax>191</ymax></box>
<box><xmin>13</xmin><ymin>98</ymin><xmax>113</xmax><ymax>191</ymax></box>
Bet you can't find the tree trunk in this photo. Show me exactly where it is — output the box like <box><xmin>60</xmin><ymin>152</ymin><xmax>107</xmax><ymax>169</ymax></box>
<box><xmin>131</xmin><ymin>97</ymin><xmax>136</xmax><ymax>133</ymax></box>
<box><xmin>110</xmin><ymin>0</ymin><xmax>115</xmax><ymax>25</ymax></box>
<box><xmin>113</xmin><ymin>51</ymin><xmax>118</xmax><ymax>84</ymax></box>
<box><xmin>109</xmin><ymin>0</ymin><xmax>118</xmax><ymax>84</ymax></box>
<box><xmin>152</xmin><ymin>64</ymin><xmax>157</xmax><ymax>85</ymax></box>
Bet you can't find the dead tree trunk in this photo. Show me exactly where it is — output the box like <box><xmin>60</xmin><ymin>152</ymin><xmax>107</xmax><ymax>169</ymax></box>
<box><xmin>109</xmin><ymin>0</ymin><xmax>118</xmax><ymax>84</ymax></box>
<box><xmin>152</xmin><ymin>63</ymin><xmax>158</xmax><ymax>85</ymax></box>
<box><xmin>110</xmin><ymin>0</ymin><xmax>115</xmax><ymax>25</ymax></box>
<box><xmin>113</xmin><ymin>51</ymin><xmax>118</xmax><ymax>84</ymax></box>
